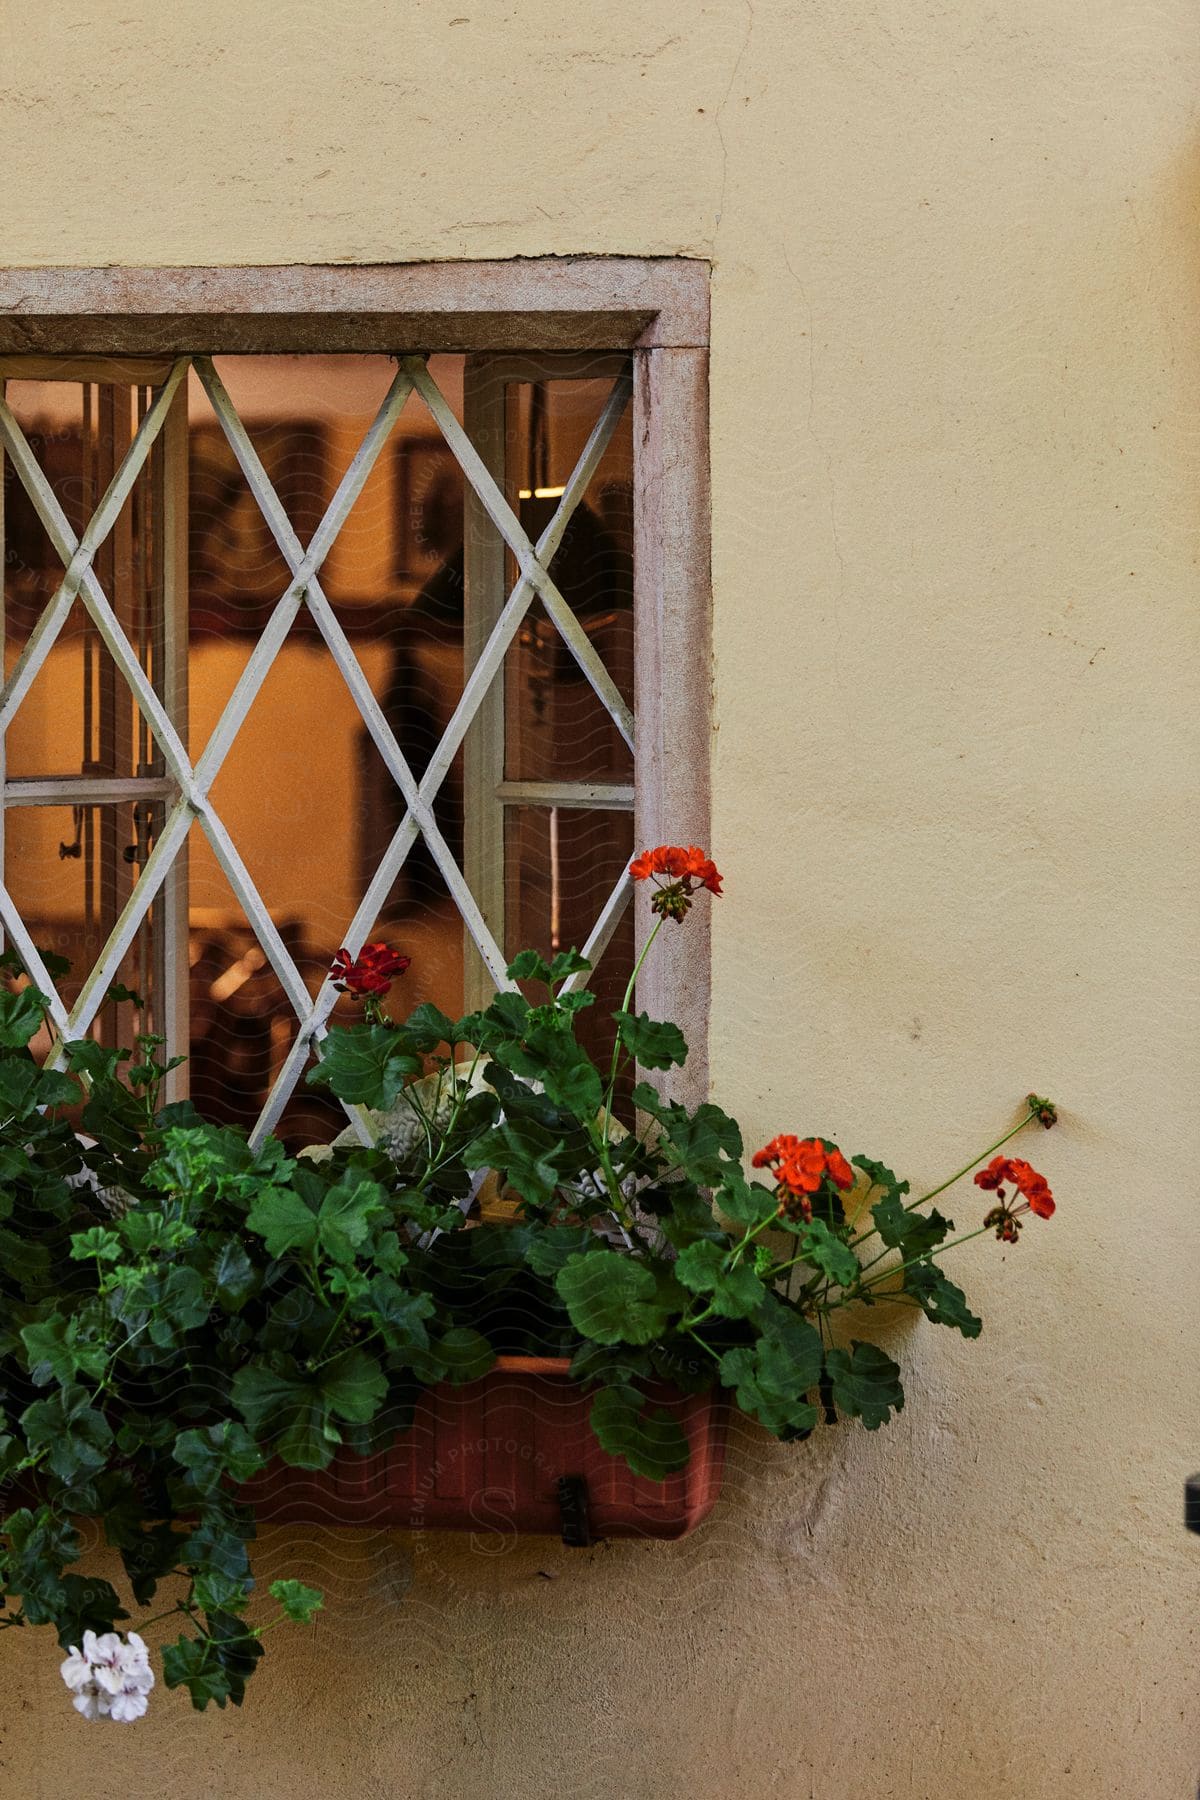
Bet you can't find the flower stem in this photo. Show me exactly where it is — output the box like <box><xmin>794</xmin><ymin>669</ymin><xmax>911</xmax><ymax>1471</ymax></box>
<box><xmin>905</xmin><ymin>1111</ymin><xmax>1036</xmax><ymax>1213</ymax></box>
<box><xmin>855</xmin><ymin>1222</ymin><xmax>995</xmax><ymax>1294</ymax></box>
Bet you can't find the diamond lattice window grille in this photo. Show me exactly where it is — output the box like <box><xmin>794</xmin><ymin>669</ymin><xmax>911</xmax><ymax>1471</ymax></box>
<box><xmin>0</xmin><ymin>353</ymin><xmax>637</xmax><ymax>1144</ymax></box>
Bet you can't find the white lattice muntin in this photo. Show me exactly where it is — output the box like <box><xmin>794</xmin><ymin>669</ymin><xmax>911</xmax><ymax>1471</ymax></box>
<box><xmin>0</xmin><ymin>354</ymin><xmax>636</xmax><ymax>1143</ymax></box>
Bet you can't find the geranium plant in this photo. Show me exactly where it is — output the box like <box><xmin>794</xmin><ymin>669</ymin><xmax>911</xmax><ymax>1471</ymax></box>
<box><xmin>0</xmin><ymin>848</ymin><xmax>1058</xmax><ymax>1716</ymax></box>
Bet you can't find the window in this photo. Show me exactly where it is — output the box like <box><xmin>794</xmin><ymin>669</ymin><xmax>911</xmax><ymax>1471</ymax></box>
<box><xmin>0</xmin><ymin>261</ymin><xmax>710</xmax><ymax>1143</ymax></box>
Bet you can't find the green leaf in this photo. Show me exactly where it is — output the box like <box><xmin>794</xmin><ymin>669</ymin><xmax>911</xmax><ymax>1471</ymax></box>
<box><xmin>20</xmin><ymin>1313</ymin><xmax>109</xmax><ymax>1387</ymax></box>
<box><xmin>151</xmin><ymin>1265</ymin><xmax>210</xmax><ymax>1344</ymax></box>
<box><xmin>718</xmin><ymin>1346</ymin><xmax>819</xmax><ymax>1437</ymax></box>
<box><xmin>20</xmin><ymin>1385</ymin><xmax>113</xmax><ymax>1482</ymax></box>
<box><xmin>549</xmin><ymin>948</ymin><xmax>592</xmax><ymax>984</ymax></box>
<box><xmin>0</xmin><ymin>1226</ymin><xmax>51</xmax><ymax>1290</ymax></box>
<box><xmin>210</xmin><ymin>1237</ymin><xmax>259</xmax><ymax>1311</ymax></box>
<box><xmin>65</xmin><ymin>1039</ymin><xmax>131</xmax><ymax>1083</ymax></box>
<box><xmin>556</xmin><ymin>1251</ymin><xmax>673</xmax><ymax>1346</ymax></box>
<box><xmin>870</xmin><ymin>1193</ymin><xmax>953</xmax><ymax>1257</ymax></box>
<box><xmin>0</xmin><ymin>985</ymin><xmax>49</xmax><ymax>1048</ymax></box>
<box><xmin>119</xmin><ymin>1210</ymin><xmax>195</xmax><ymax>1255</ymax></box>
<box><xmin>191</xmin><ymin>1570</ymin><xmax>252</xmax><ymax>1616</ymax></box>
<box><xmin>903</xmin><ymin>1262</ymin><xmax>982</xmax><ymax>1337</ymax></box>
<box><xmin>306</xmin><ymin>1025</ymin><xmax>422</xmax><ymax>1108</ymax></box>
<box><xmin>589</xmin><ymin>1384</ymin><xmax>690</xmax><ymax>1480</ymax></box>
<box><xmin>715</xmin><ymin>1166</ymin><xmax>777</xmax><ymax>1228</ymax></box>
<box><xmin>506</xmin><ymin>949</ymin><xmax>554</xmax><ymax>984</ymax></box>
<box><xmin>539</xmin><ymin>1058</ymin><xmax>603</xmax><ymax>1116</ymax></box>
<box><xmin>231</xmin><ymin>1352</ymin><xmax>386</xmax><ymax>1470</ymax></box>
<box><xmin>245</xmin><ymin>1185</ymin><xmax>319</xmax><ymax>1259</ymax></box>
<box><xmin>203</xmin><ymin>1607</ymin><xmax>264</xmax><ymax>1706</ymax></box>
<box><xmin>851</xmin><ymin>1155</ymin><xmax>910</xmax><ymax>1202</ymax></box>
<box><xmin>69</xmin><ymin>1227</ymin><xmax>122</xmax><ymax>1265</ymax></box>
<box><xmin>104</xmin><ymin>981</ymin><xmax>145</xmax><ymax>1008</ymax></box>
<box><xmin>674</xmin><ymin>1240</ymin><xmax>768</xmax><ymax>1320</ymax></box>
<box><xmin>318</xmin><ymin>1347</ymin><xmax>389</xmax><ymax>1423</ymax></box>
<box><xmin>427</xmin><ymin>1327</ymin><xmax>495</xmax><ymax>1386</ymax></box>
<box><xmin>0</xmin><ymin>1060</ymin><xmax>78</xmax><ymax>1119</ymax></box>
<box><xmin>179</xmin><ymin>1518</ymin><xmax>251</xmax><ymax>1585</ymax></box>
<box><xmin>316</xmin><ymin>1179</ymin><xmax>388</xmax><ymax>1264</ymax></box>
<box><xmin>792</xmin><ymin>1218</ymin><xmax>861</xmax><ymax>1288</ymax></box>
<box><xmin>270</xmin><ymin>1578</ymin><xmax>324</xmax><ymax>1623</ymax></box>
<box><xmin>526</xmin><ymin>1224</ymin><xmax>597</xmax><ymax>1277</ymax></box>
<box><xmin>633</xmin><ymin>1087</ymin><xmax>743</xmax><ymax>1183</ymax></box>
<box><xmin>162</xmin><ymin>1634</ymin><xmax>235</xmax><ymax>1711</ymax></box>
<box><xmin>614</xmin><ymin>1010</ymin><xmax>688</xmax><ymax>1071</ymax></box>
<box><xmin>717</xmin><ymin>1301</ymin><xmax>824</xmax><ymax>1437</ymax></box>
<box><xmin>0</xmin><ymin>945</ymin><xmax>70</xmax><ymax>981</ymax></box>
<box><xmin>363</xmin><ymin>1278</ymin><xmax>434</xmax><ymax>1354</ymax></box>
<box><xmin>824</xmin><ymin>1342</ymin><xmax>905</xmax><ymax>1429</ymax></box>
<box><xmin>398</xmin><ymin>1001</ymin><xmax>457</xmax><ymax>1051</ymax></box>
<box><xmin>173</xmin><ymin>1422</ymin><xmax>265</xmax><ymax>1492</ymax></box>
<box><xmin>55</xmin><ymin>1573</ymin><xmax>128</xmax><ymax>1647</ymax></box>
<box><xmin>465</xmin><ymin>1116</ymin><xmax>574</xmax><ymax>1208</ymax></box>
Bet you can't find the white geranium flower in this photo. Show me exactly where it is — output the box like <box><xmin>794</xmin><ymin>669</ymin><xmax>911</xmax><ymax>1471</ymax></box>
<box><xmin>60</xmin><ymin>1628</ymin><xmax>154</xmax><ymax>1723</ymax></box>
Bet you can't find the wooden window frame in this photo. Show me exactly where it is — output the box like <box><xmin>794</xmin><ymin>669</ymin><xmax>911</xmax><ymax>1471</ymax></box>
<box><xmin>0</xmin><ymin>257</ymin><xmax>713</xmax><ymax>1100</ymax></box>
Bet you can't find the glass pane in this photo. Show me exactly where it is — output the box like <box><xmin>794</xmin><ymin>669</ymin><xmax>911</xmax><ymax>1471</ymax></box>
<box><xmin>186</xmin><ymin>356</ymin><xmax>470</xmax><ymax>1142</ymax></box>
<box><xmin>1</xmin><ymin>353</ymin><xmax>639</xmax><ymax>1144</ymax></box>
<box><xmin>501</xmin><ymin>373</ymin><xmax>634</xmax><ymax>785</ymax></box>
<box><xmin>3</xmin><ymin>801</ymin><xmax>166</xmax><ymax>1045</ymax></box>
<box><xmin>3</xmin><ymin>379</ymin><xmax>166</xmax><ymax>779</ymax></box>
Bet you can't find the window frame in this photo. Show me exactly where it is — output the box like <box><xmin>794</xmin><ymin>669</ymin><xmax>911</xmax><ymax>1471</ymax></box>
<box><xmin>0</xmin><ymin>258</ymin><xmax>713</xmax><ymax>1105</ymax></box>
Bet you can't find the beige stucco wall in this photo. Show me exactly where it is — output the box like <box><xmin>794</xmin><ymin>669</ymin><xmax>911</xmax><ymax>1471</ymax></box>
<box><xmin>1</xmin><ymin>2</ymin><xmax>1197</xmax><ymax>1795</ymax></box>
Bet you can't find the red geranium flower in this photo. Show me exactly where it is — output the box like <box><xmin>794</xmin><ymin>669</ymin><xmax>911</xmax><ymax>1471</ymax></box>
<box><xmin>330</xmin><ymin>942</ymin><xmax>411</xmax><ymax>999</ymax></box>
<box><xmin>629</xmin><ymin>845</ymin><xmax>723</xmax><ymax>921</ymax></box>
<box><xmin>974</xmin><ymin>1156</ymin><xmax>1014</xmax><ymax>1193</ymax></box>
<box><xmin>753</xmin><ymin>1134</ymin><xmax>855</xmax><ymax>1222</ymax></box>
<box><xmin>1009</xmin><ymin>1158</ymin><xmax>1055</xmax><ymax>1219</ymax></box>
<box><xmin>976</xmin><ymin>1153</ymin><xmax>1054</xmax><ymax>1237</ymax></box>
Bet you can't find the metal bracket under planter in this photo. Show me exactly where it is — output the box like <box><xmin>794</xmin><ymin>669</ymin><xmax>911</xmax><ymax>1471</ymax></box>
<box><xmin>556</xmin><ymin>1475</ymin><xmax>593</xmax><ymax>1547</ymax></box>
<box><xmin>240</xmin><ymin>1356</ymin><xmax>727</xmax><ymax>1541</ymax></box>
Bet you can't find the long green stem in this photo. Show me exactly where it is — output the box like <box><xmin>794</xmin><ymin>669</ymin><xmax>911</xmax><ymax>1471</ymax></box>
<box><xmin>847</xmin><ymin>1109</ymin><xmax>1038</xmax><ymax>1255</ymax></box>
<box><xmin>854</xmin><ymin>1222</ymin><xmax>995</xmax><ymax>1294</ymax></box>
<box><xmin>905</xmin><ymin>1112</ymin><xmax>1036</xmax><ymax>1213</ymax></box>
<box><xmin>602</xmin><ymin>913</ymin><xmax>666</xmax><ymax>1128</ymax></box>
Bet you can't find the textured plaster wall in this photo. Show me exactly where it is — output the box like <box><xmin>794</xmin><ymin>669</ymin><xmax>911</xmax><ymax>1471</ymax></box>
<box><xmin>1</xmin><ymin>2</ymin><xmax>1197</xmax><ymax>1796</ymax></box>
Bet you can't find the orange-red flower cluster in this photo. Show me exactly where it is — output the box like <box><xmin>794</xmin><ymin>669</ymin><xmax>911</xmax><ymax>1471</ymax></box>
<box><xmin>752</xmin><ymin>1134</ymin><xmax>854</xmax><ymax>1223</ymax></box>
<box><xmin>330</xmin><ymin>942</ymin><xmax>411</xmax><ymax>999</ymax></box>
<box><xmin>974</xmin><ymin>1154</ymin><xmax>1055</xmax><ymax>1240</ymax></box>
<box><xmin>629</xmin><ymin>845</ymin><xmax>723</xmax><ymax>893</ymax></box>
<box><xmin>629</xmin><ymin>845</ymin><xmax>723</xmax><ymax>921</ymax></box>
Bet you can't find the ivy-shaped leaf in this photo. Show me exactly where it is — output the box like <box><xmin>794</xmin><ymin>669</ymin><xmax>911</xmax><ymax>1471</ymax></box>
<box><xmin>20</xmin><ymin>1384</ymin><xmax>114</xmax><ymax>1483</ymax></box>
<box><xmin>614</xmin><ymin>1010</ymin><xmax>688</xmax><ymax>1071</ymax></box>
<box><xmin>633</xmin><ymin>1086</ymin><xmax>743</xmax><ymax>1184</ymax></box>
<box><xmin>903</xmin><ymin>1262</ymin><xmax>982</xmax><ymax>1338</ymax></box>
<box><xmin>824</xmin><ymin>1342</ymin><xmax>905</xmax><ymax>1430</ymax></box>
<box><xmin>20</xmin><ymin>1312</ymin><xmax>109</xmax><ymax>1387</ymax></box>
<box><xmin>851</xmin><ymin>1155</ymin><xmax>910</xmax><ymax>1203</ymax></box>
<box><xmin>270</xmin><ymin>1578</ymin><xmax>324</xmax><ymax>1623</ymax></box>
<box><xmin>172</xmin><ymin>1421</ymin><xmax>265</xmax><ymax>1492</ymax></box>
<box><xmin>870</xmin><ymin>1191</ymin><xmax>952</xmax><ymax>1256</ymax></box>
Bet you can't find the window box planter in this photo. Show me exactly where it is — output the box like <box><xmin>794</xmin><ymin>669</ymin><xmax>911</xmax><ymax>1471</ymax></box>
<box><xmin>238</xmin><ymin>1356</ymin><xmax>729</xmax><ymax>1542</ymax></box>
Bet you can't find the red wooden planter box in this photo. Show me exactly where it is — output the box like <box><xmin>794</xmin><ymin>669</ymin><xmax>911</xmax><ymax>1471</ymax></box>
<box><xmin>240</xmin><ymin>1356</ymin><xmax>727</xmax><ymax>1541</ymax></box>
